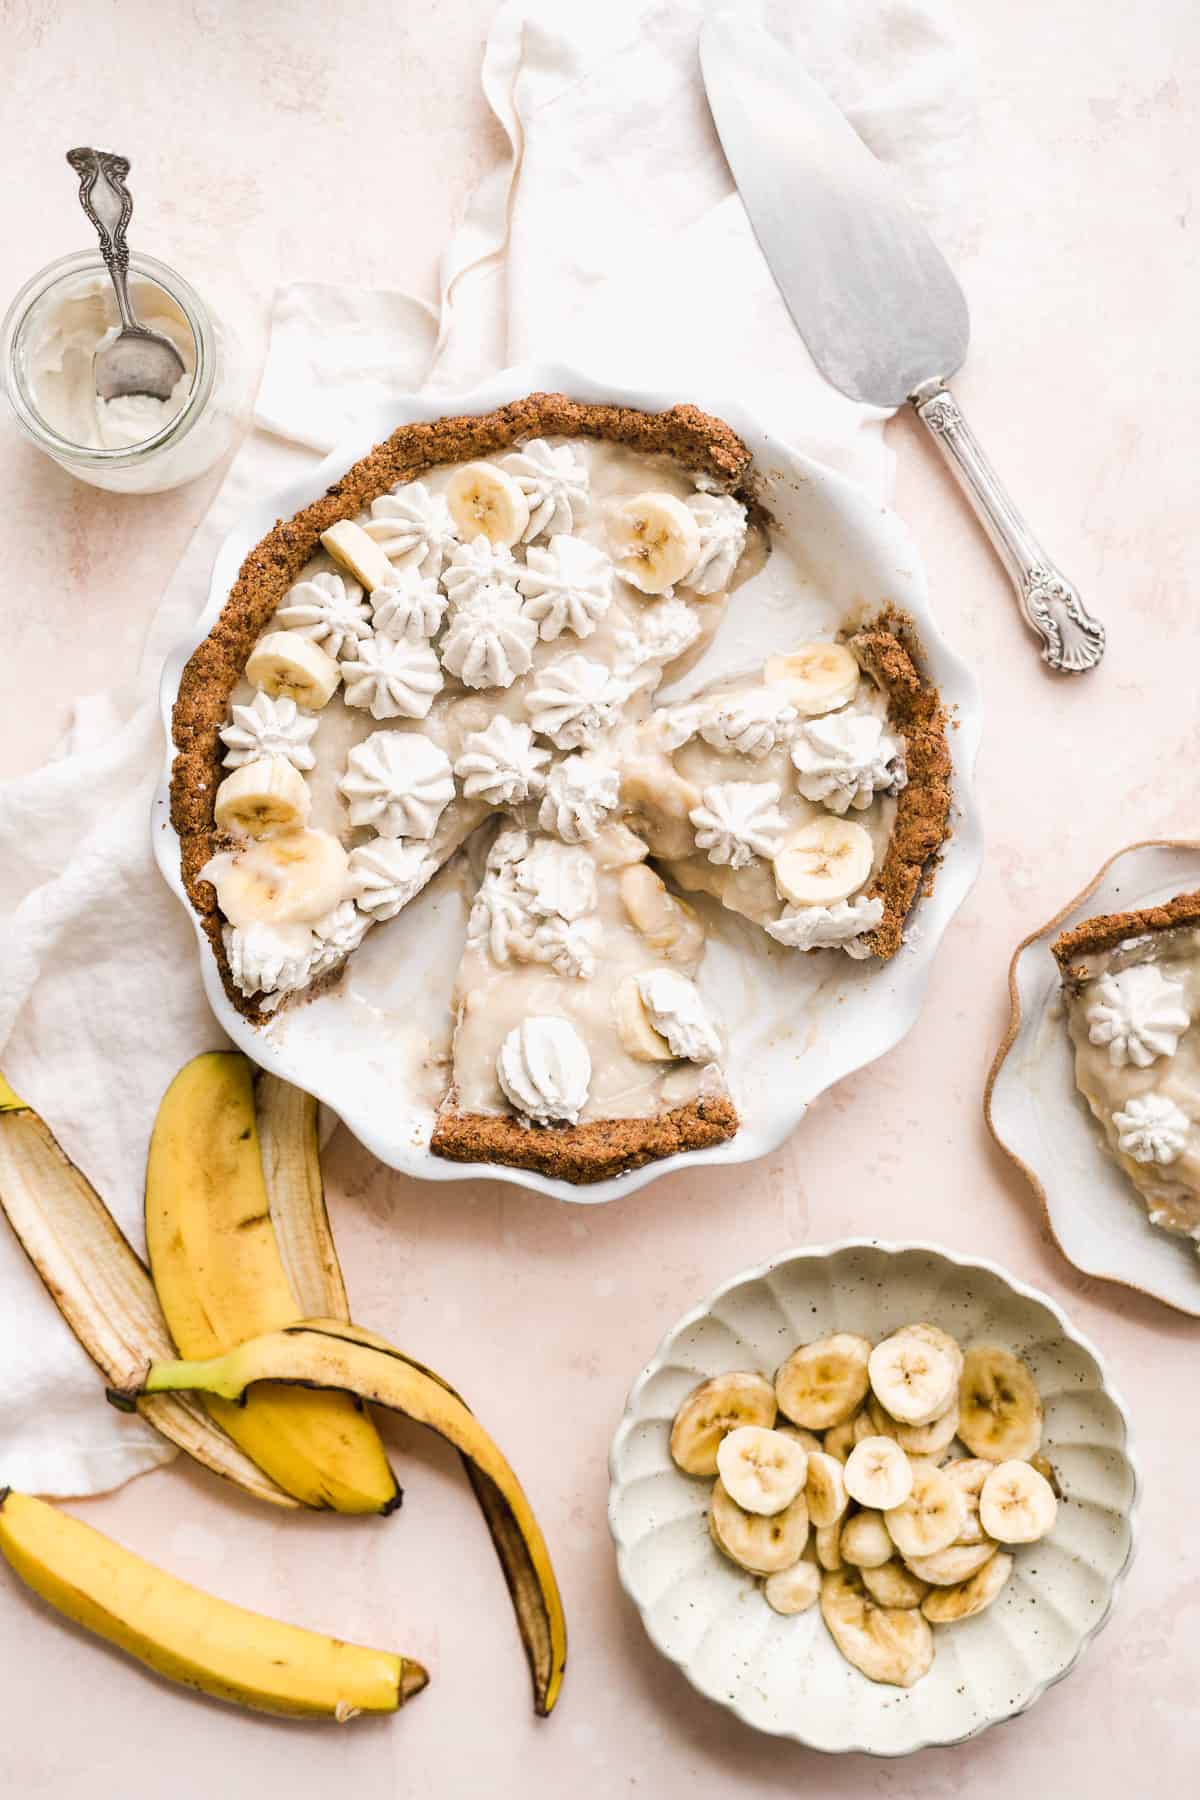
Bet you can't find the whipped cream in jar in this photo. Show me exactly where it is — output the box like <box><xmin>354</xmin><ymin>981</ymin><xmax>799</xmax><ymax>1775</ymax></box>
<box><xmin>1</xmin><ymin>250</ymin><xmax>241</xmax><ymax>493</ymax></box>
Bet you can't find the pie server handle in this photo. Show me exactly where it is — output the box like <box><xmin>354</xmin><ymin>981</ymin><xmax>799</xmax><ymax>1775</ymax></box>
<box><xmin>910</xmin><ymin>381</ymin><xmax>1106</xmax><ymax>674</ymax></box>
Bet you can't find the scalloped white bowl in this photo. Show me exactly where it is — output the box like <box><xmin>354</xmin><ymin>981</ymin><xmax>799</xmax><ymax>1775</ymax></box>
<box><xmin>608</xmin><ymin>1241</ymin><xmax>1137</xmax><ymax>1756</ymax></box>
<box><xmin>154</xmin><ymin>362</ymin><xmax>983</xmax><ymax>1201</ymax></box>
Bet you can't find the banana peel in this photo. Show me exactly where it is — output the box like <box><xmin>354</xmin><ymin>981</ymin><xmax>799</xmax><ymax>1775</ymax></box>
<box><xmin>125</xmin><ymin>1319</ymin><xmax>568</xmax><ymax>1716</ymax></box>
<box><xmin>0</xmin><ymin>1488</ymin><xmax>426</xmax><ymax>1719</ymax></box>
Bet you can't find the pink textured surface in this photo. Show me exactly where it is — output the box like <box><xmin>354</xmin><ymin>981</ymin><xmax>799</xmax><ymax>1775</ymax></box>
<box><xmin>1</xmin><ymin>2</ymin><xmax>1198</xmax><ymax>1795</ymax></box>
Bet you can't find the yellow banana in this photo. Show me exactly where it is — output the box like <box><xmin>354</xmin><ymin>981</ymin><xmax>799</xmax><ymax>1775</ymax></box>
<box><xmin>145</xmin><ymin>1054</ymin><xmax>397</xmax><ymax>1514</ymax></box>
<box><xmin>132</xmin><ymin>1319</ymin><xmax>568</xmax><ymax>1716</ymax></box>
<box><xmin>0</xmin><ymin>1489</ymin><xmax>425</xmax><ymax>1719</ymax></box>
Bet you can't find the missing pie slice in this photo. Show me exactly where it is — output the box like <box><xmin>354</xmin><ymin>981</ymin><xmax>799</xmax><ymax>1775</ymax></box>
<box><xmin>170</xmin><ymin>393</ymin><xmax>953</xmax><ymax>1181</ymax></box>
<box><xmin>1054</xmin><ymin>891</ymin><xmax>1200</xmax><ymax>1249</ymax></box>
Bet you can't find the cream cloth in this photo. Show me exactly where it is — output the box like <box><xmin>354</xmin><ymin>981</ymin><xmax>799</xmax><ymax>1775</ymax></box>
<box><xmin>0</xmin><ymin>0</ymin><xmax>973</xmax><ymax>1496</ymax></box>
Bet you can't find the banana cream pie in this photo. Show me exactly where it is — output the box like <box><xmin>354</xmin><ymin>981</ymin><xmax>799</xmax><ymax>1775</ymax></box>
<box><xmin>171</xmin><ymin>394</ymin><xmax>952</xmax><ymax>1181</ymax></box>
<box><xmin>1055</xmin><ymin>891</ymin><xmax>1200</xmax><ymax>1250</ymax></box>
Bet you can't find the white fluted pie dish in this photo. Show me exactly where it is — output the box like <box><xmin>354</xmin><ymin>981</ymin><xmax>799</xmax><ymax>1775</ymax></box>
<box><xmin>608</xmin><ymin>1241</ymin><xmax>1137</xmax><ymax>1755</ymax></box>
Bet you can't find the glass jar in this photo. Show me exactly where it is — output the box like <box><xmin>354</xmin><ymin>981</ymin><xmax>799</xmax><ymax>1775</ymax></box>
<box><xmin>1</xmin><ymin>250</ymin><xmax>242</xmax><ymax>494</ymax></box>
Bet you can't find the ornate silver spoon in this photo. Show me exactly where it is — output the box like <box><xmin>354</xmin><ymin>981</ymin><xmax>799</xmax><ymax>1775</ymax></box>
<box><xmin>66</xmin><ymin>146</ymin><xmax>186</xmax><ymax>403</ymax></box>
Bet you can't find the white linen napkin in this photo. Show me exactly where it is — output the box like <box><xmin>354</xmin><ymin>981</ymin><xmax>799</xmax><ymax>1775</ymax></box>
<box><xmin>0</xmin><ymin>0</ymin><xmax>973</xmax><ymax>1497</ymax></box>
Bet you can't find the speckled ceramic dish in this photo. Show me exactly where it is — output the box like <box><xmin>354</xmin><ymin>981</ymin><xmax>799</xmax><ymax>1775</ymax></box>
<box><xmin>987</xmin><ymin>840</ymin><xmax>1200</xmax><ymax>1317</ymax></box>
<box><xmin>608</xmin><ymin>1240</ymin><xmax>1137</xmax><ymax>1756</ymax></box>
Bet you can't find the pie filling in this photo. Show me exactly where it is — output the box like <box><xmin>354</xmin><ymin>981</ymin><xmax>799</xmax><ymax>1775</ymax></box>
<box><xmin>1061</xmin><ymin>916</ymin><xmax>1200</xmax><ymax>1247</ymax></box>
<box><xmin>175</xmin><ymin>401</ymin><xmax>951</xmax><ymax>1177</ymax></box>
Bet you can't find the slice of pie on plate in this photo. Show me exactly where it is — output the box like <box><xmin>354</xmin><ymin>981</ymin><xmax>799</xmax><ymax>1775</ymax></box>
<box><xmin>170</xmin><ymin>392</ymin><xmax>953</xmax><ymax>1182</ymax></box>
<box><xmin>1055</xmin><ymin>891</ymin><xmax>1200</xmax><ymax>1248</ymax></box>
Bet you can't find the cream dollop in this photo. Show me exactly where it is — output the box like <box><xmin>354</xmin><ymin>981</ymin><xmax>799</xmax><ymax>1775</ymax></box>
<box><xmin>466</xmin><ymin>868</ymin><xmax>533</xmax><ymax>964</ymax></box>
<box><xmin>275</xmin><ymin>571</ymin><xmax>371</xmax><ymax>661</ymax></box>
<box><xmin>515</xmin><ymin>839</ymin><xmax>597</xmax><ymax>921</ymax></box>
<box><xmin>223</xmin><ymin>921</ymin><xmax>315</xmax><ymax>1000</ymax></box>
<box><xmin>220</xmin><ymin>692</ymin><xmax>319</xmax><ymax>771</ymax></box>
<box><xmin>502</xmin><ymin>439</ymin><xmax>589</xmax><ymax>541</ymax></box>
<box><xmin>339</xmin><ymin>731</ymin><xmax>454</xmax><ymax>838</ymax></box>
<box><xmin>636</xmin><ymin>969</ymin><xmax>721</xmax><ymax>1063</ymax></box>
<box><xmin>698</xmin><ymin>688</ymin><xmax>798</xmax><ymax>760</ymax></box>
<box><xmin>765</xmin><ymin>895</ymin><xmax>884</xmax><ymax>957</ymax></box>
<box><xmin>371</xmin><ymin>570</ymin><xmax>448</xmax><ymax>643</ymax></box>
<box><xmin>365</xmin><ymin>481</ymin><xmax>459</xmax><ymax>578</ymax></box>
<box><xmin>309</xmin><ymin>901</ymin><xmax>372</xmax><ymax>972</ymax></box>
<box><xmin>689</xmin><ymin>781</ymin><xmax>787</xmax><ymax>869</ymax></box>
<box><xmin>442</xmin><ymin>534</ymin><xmax>521</xmax><ymax>606</ymax></box>
<box><xmin>791</xmin><ymin>712</ymin><xmax>906</xmax><ymax>813</ymax></box>
<box><xmin>527</xmin><ymin>915</ymin><xmax>598</xmax><ymax>980</ymax></box>
<box><xmin>525</xmin><ymin>654</ymin><xmax>624</xmax><ymax>750</ymax></box>
<box><xmin>683</xmin><ymin>492</ymin><xmax>748</xmax><ymax>595</ymax></box>
<box><xmin>1086</xmin><ymin>964</ymin><xmax>1191</xmax><ymax>1068</ymax></box>
<box><xmin>537</xmin><ymin>751</ymin><xmax>620</xmax><ymax>843</ymax></box>
<box><xmin>441</xmin><ymin>584</ymin><xmax>538</xmax><ymax>689</ymax></box>
<box><xmin>517</xmin><ymin>535</ymin><xmax>613</xmax><ymax>640</ymax></box>
<box><xmin>613</xmin><ymin>597</ymin><xmax>701</xmax><ymax>676</ymax></box>
<box><xmin>346</xmin><ymin>838</ymin><xmax>438</xmax><ymax>919</ymax></box>
<box><xmin>1112</xmin><ymin>1091</ymin><xmax>1190</xmax><ymax>1164</ymax></box>
<box><xmin>454</xmin><ymin>716</ymin><xmax>550</xmax><ymax>805</ymax></box>
<box><xmin>340</xmin><ymin>635</ymin><xmax>443</xmax><ymax>720</ymax></box>
<box><xmin>497</xmin><ymin>1016</ymin><xmax>591</xmax><ymax>1124</ymax></box>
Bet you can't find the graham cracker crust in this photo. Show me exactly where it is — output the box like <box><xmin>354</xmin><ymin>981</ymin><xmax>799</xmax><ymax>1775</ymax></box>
<box><xmin>1053</xmin><ymin>888</ymin><xmax>1200</xmax><ymax>982</ymax></box>
<box><xmin>429</xmin><ymin>1094</ymin><xmax>739</xmax><ymax>1183</ymax></box>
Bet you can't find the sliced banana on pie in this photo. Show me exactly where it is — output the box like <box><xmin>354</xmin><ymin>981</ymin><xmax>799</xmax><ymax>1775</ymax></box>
<box><xmin>978</xmin><ymin>1460</ymin><xmax>1057</xmax><ymax>1543</ymax></box>
<box><xmin>210</xmin><ymin>829</ymin><xmax>349</xmax><ymax>927</ymax></box>
<box><xmin>868</xmin><ymin>1327</ymin><xmax>959</xmax><ymax>1427</ymax></box>
<box><xmin>920</xmin><ymin>1551</ymin><xmax>1014</xmax><ymax>1624</ymax></box>
<box><xmin>763</xmin><ymin>1559</ymin><xmax>822</xmax><ymax>1616</ymax></box>
<box><xmin>445</xmin><ymin>462</ymin><xmax>531</xmax><ymax>548</ymax></box>
<box><xmin>613</xmin><ymin>976</ymin><xmax>674</xmax><ymax>1062</ymax></box>
<box><xmin>775</xmin><ymin>1333</ymin><xmax>872</xmax><ymax>1431</ymax></box>
<box><xmin>709</xmin><ymin>1478</ymin><xmax>809</xmax><ymax>1574</ymax></box>
<box><xmin>246</xmin><ymin>630</ymin><xmax>341</xmax><ymax>709</ymax></box>
<box><xmin>668</xmin><ymin>1371</ymin><xmax>777</xmax><ymax>1477</ymax></box>
<box><xmin>715</xmin><ymin>1426</ymin><xmax>808</xmax><ymax>1516</ymax></box>
<box><xmin>320</xmin><ymin>518</ymin><xmax>397</xmax><ymax>592</ymax></box>
<box><xmin>819</xmin><ymin>1570</ymin><xmax>934</xmax><ymax>1689</ymax></box>
<box><xmin>843</xmin><ymin>1436</ymin><xmax>914</xmax><ymax>1511</ymax></box>
<box><xmin>213</xmin><ymin>756</ymin><xmax>311</xmax><ymax>837</ymax></box>
<box><xmin>608</xmin><ymin>492</ymin><xmax>701</xmax><ymax>595</ymax></box>
<box><xmin>883</xmin><ymin>1462</ymin><xmax>966</xmax><ymax>1559</ymax></box>
<box><xmin>957</xmin><ymin>1346</ymin><xmax>1044</xmax><ymax>1462</ymax></box>
<box><xmin>764</xmin><ymin>642</ymin><xmax>860</xmax><ymax>715</ymax></box>
<box><xmin>618</xmin><ymin>864</ymin><xmax>704</xmax><ymax>959</ymax></box>
<box><xmin>773</xmin><ymin>817</ymin><xmax>874</xmax><ymax>908</ymax></box>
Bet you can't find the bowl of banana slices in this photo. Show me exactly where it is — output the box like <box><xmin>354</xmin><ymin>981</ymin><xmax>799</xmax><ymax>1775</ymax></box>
<box><xmin>608</xmin><ymin>1240</ymin><xmax>1138</xmax><ymax>1756</ymax></box>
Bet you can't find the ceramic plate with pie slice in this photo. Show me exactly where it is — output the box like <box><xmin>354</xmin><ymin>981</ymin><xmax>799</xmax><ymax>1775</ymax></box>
<box><xmin>154</xmin><ymin>362</ymin><xmax>982</xmax><ymax>1200</ymax></box>
<box><xmin>987</xmin><ymin>839</ymin><xmax>1200</xmax><ymax>1316</ymax></box>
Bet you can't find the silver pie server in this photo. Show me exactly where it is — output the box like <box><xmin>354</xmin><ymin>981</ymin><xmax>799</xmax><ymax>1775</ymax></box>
<box><xmin>699</xmin><ymin>10</ymin><xmax>1105</xmax><ymax>673</ymax></box>
<box><xmin>66</xmin><ymin>146</ymin><xmax>186</xmax><ymax>404</ymax></box>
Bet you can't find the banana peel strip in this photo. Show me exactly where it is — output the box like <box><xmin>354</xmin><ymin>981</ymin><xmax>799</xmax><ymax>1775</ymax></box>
<box><xmin>255</xmin><ymin>1075</ymin><xmax>350</xmax><ymax>1321</ymax></box>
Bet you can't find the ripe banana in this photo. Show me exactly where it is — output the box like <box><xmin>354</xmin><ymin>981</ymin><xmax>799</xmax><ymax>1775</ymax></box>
<box><xmin>839</xmin><ymin>1510</ymin><xmax>894</xmax><ymax>1570</ymax></box>
<box><xmin>843</xmin><ymin>1436</ymin><xmax>913</xmax><ymax>1510</ymax></box>
<box><xmin>214</xmin><ymin>756</ymin><xmax>311</xmax><ymax>836</ymax></box>
<box><xmin>709</xmin><ymin>1477</ymin><xmax>809</xmax><ymax>1574</ymax></box>
<box><xmin>979</xmin><ymin>1460</ymin><xmax>1057</xmax><ymax>1543</ymax></box>
<box><xmin>0</xmin><ymin>1490</ymin><xmax>424</xmax><ymax>1719</ymax></box>
<box><xmin>868</xmin><ymin>1328</ymin><xmax>958</xmax><ymax>1426</ymax></box>
<box><xmin>867</xmin><ymin>1392</ymin><xmax>959</xmax><ymax>1457</ymax></box>
<box><xmin>669</xmin><ymin>1371</ymin><xmax>777</xmax><ymax>1476</ymax></box>
<box><xmin>775</xmin><ymin>1333</ymin><xmax>872</xmax><ymax>1431</ymax></box>
<box><xmin>715</xmin><ymin>1426</ymin><xmax>807</xmax><ymax>1516</ymax></box>
<box><xmin>921</xmin><ymin>1551</ymin><xmax>1014</xmax><ymax>1624</ymax></box>
<box><xmin>901</xmin><ymin>1540</ymin><xmax>998</xmax><ymax>1587</ymax></box>
<box><xmin>608</xmin><ymin>491</ymin><xmax>701</xmax><ymax>594</ymax></box>
<box><xmin>942</xmin><ymin>1457</ymin><xmax>992</xmax><ymax>1545</ymax></box>
<box><xmin>883</xmin><ymin>1462</ymin><xmax>966</xmax><ymax>1559</ymax></box>
<box><xmin>764</xmin><ymin>1559</ymin><xmax>821</xmax><ymax>1616</ymax></box>
<box><xmin>446</xmin><ymin>462</ymin><xmax>531</xmax><ymax>547</ymax></box>
<box><xmin>773</xmin><ymin>818</ymin><xmax>874</xmax><ymax>908</ymax></box>
<box><xmin>246</xmin><ymin>630</ymin><xmax>341</xmax><ymax>708</ymax></box>
<box><xmin>820</xmin><ymin>1568</ymin><xmax>934</xmax><ymax>1688</ymax></box>
<box><xmin>321</xmin><ymin>519</ymin><xmax>397</xmax><ymax>592</ymax></box>
<box><xmin>958</xmin><ymin>1345</ymin><xmax>1044</xmax><ymax>1461</ymax></box>
<box><xmin>255</xmin><ymin>1074</ymin><xmax>349</xmax><ymax>1320</ymax></box>
<box><xmin>145</xmin><ymin>1054</ymin><xmax>398</xmax><ymax>1514</ymax></box>
<box><xmin>764</xmin><ymin>642</ymin><xmax>860</xmax><ymax>715</ymax></box>
<box><xmin>0</xmin><ymin>1073</ymin><xmax>295</xmax><ymax>1507</ymax></box>
<box><xmin>804</xmin><ymin>1450</ymin><xmax>849</xmax><ymax>1528</ymax></box>
<box><xmin>861</xmin><ymin>1560</ymin><xmax>930</xmax><ymax>1610</ymax></box>
<box><xmin>128</xmin><ymin>1319</ymin><xmax>568</xmax><ymax>1717</ymax></box>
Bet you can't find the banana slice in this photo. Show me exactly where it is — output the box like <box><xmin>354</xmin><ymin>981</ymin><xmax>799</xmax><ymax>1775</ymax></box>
<box><xmin>773</xmin><ymin>818</ymin><xmax>874</xmax><ymax>908</ymax></box>
<box><xmin>839</xmin><ymin>1510</ymin><xmax>894</xmax><ymax>1570</ymax></box>
<box><xmin>901</xmin><ymin>1322</ymin><xmax>965</xmax><ymax>1382</ymax></box>
<box><xmin>814</xmin><ymin>1520</ymin><xmax>845</xmax><ymax>1571</ymax></box>
<box><xmin>822</xmin><ymin>1408</ymin><xmax>873</xmax><ymax>1463</ymax></box>
<box><xmin>902</xmin><ymin>1540</ymin><xmax>998</xmax><ymax>1587</ymax></box>
<box><xmin>445</xmin><ymin>463</ymin><xmax>530</xmax><ymax>548</ymax></box>
<box><xmin>819</xmin><ymin>1570</ymin><xmax>934</xmax><ymax>1689</ymax></box>
<box><xmin>764</xmin><ymin>642</ymin><xmax>860</xmax><ymax>716</ymax></box>
<box><xmin>321</xmin><ymin>519</ymin><xmax>404</xmax><ymax>593</ymax></box>
<box><xmin>868</xmin><ymin>1329</ymin><xmax>959</xmax><ymax>1427</ymax></box>
<box><xmin>715</xmin><ymin>1426</ymin><xmax>808</xmax><ymax>1517</ymax></box>
<box><xmin>613</xmin><ymin>977</ymin><xmax>674</xmax><ymax>1062</ymax></box>
<box><xmin>618</xmin><ymin>864</ymin><xmax>705</xmax><ymax>961</ymax></box>
<box><xmin>861</xmin><ymin>1560</ymin><xmax>930</xmax><ymax>1610</ymax></box>
<box><xmin>868</xmin><ymin>1393</ymin><xmax>960</xmax><ymax>1457</ymax></box>
<box><xmin>211</xmin><ymin>829</ymin><xmax>349</xmax><ymax>927</ymax></box>
<box><xmin>921</xmin><ymin>1551</ymin><xmax>1013</xmax><ymax>1624</ymax></box>
<box><xmin>775</xmin><ymin>1333</ymin><xmax>871</xmax><ymax>1431</ymax></box>
<box><xmin>608</xmin><ymin>492</ymin><xmax>701</xmax><ymax>595</ymax></box>
<box><xmin>709</xmin><ymin>1478</ymin><xmax>809</xmax><ymax>1574</ymax></box>
<box><xmin>1031</xmin><ymin>1452</ymin><xmax>1064</xmax><ymax>1499</ymax></box>
<box><xmin>942</xmin><ymin>1458</ymin><xmax>993</xmax><ymax>1545</ymax></box>
<box><xmin>805</xmin><ymin>1450</ymin><xmax>849</xmax><ymax>1528</ymax></box>
<box><xmin>776</xmin><ymin>1424</ymin><xmax>825</xmax><ymax>1457</ymax></box>
<box><xmin>883</xmin><ymin>1463</ymin><xmax>966</xmax><ymax>1559</ymax></box>
<box><xmin>763</xmin><ymin>1559</ymin><xmax>821</xmax><ymax>1616</ymax></box>
<box><xmin>958</xmin><ymin>1345</ymin><xmax>1043</xmax><ymax>1462</ymax></box>
<box><xmin>843</xmin><ymin>1436</ymin><xmax>913</xmax><ymax>1511</ymax></box>
<box><xmin>979</xmin><ymin>1460</ymin><xmax>1057</xmax><ymax>1544</ymax></box>
<box><xmin>668</xmin><ymin>1372</ymin><xmax>777</xmax><ymax>1476</ymax></box>
<box><xmin>214</xmin><ymin>757</ymin><xmax>311</xmax><ymax>838</ymax></box>
<box><xmin>246</xmin><ymin>631</ymin><xmax>341</xmax><ymax>709</ymax></box>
